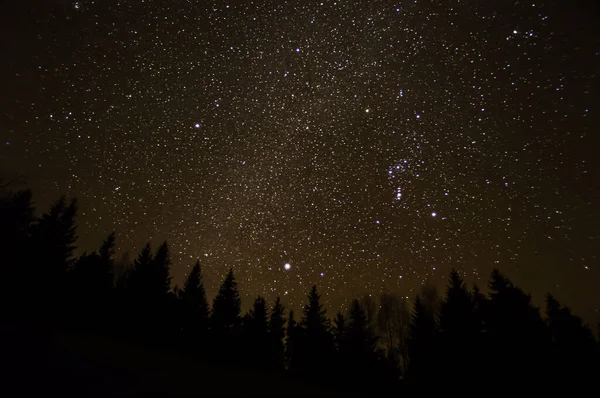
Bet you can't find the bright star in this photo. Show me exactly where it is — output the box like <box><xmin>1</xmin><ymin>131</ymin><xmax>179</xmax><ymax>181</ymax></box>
<box><xmin>284</xmin><ymin>263</ymin><xmax>291</xmax><ymax>270</ymax></box>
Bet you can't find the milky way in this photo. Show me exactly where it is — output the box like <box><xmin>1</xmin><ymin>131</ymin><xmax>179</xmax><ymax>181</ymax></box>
<box><xmin>1</xmin><ymin>0</ymin><xmax>598</xmax><ymax>321</ymax></box>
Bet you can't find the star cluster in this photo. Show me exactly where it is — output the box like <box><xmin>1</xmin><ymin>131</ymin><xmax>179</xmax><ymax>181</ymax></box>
<box><xmin>1</xmin><ymin>0</ymin><xmax>598</xmax><ymax>320</ymax></box>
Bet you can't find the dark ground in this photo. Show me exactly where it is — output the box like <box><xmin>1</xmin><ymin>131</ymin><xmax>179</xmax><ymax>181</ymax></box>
<box><xmin>1</xmin><ymin>321</ymin><xmax>350</xmax><ymax>397</ymax></box>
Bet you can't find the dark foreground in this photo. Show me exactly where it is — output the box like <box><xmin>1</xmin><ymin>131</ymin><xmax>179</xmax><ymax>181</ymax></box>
<box><xmin>1</xmin><ymin>321</ymin><xmax>348</xmax><ymax>398</ymax></box>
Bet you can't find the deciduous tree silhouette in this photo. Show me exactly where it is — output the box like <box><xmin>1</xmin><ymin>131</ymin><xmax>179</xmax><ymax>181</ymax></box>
<box><xmin>377</xmin><ymin>292</ymin><xmax>410</xmax><ymax>371</ymax></box>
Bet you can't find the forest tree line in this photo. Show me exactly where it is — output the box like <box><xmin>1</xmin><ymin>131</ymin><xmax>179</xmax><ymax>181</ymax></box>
<box><xmin>1</xmin><ymin>188</ymin><xmax>599</xmax><ymax>391</ymax></box>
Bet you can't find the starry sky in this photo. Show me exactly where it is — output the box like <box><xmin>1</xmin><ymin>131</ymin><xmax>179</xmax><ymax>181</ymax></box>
<box><xmin>1</xmin><ymin>0</ymin><xmax>599</xmax><ymax>322</ymax></box>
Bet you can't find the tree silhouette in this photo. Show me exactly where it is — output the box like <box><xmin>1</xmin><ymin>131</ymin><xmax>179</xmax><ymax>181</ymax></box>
<box><xmin>298</xmin><ymin>285</ymin><xmax>333</xmax><ymax>382</ymax></box>
<box><xmin>269</xmin><ymin>296</ymin><xmax>286</xmax><ymax>371</ymax></box>
<box><xmin>128</xmin><ymin>243</ymin><xmax>152</xmax><ymax>291</ymax></box>
<box><xmin>285</xmin><ymin>309</ymin><xmax>300</xmax><ymax>373</ymax></box>
<box><xmin>406</xmin><ymin>295</ymin><xmax>440</xmax><ymax>384</ymax></box>
<box><xmin>178</xmin><ymin>260</ymin><xmax>210</xmax><ymax>349</ymax></box>
<box><xmin>545</xmin><ymin>294</ymin><xmax>597</xmax><ymax>384</ymax></box>
<box><xmin>333</xmin><ymin>312</ymin><xmax>346</xmax><ymax>353</ymax></box>
<box><xmin>68</xmin><ymin>233</ymin><xmax>116</xmax><ymax>331</ymax></box>
<box><xmin>29</xmin><ymin>196</ymin><xmax>78</xmax><ymax>319</ymax></box>
<box><xmin>377</xmin><ymin>292</ymin><xmax>410</xmax><ymax>371</ymax></box>
<box><xmin>349</xmin><ymin>299</ymin><xmax>378</xmax><ymax>350</ymax></box>
<box><xmin>438</xmin><ymin>269</ymin><xmax>481</xmax><ymax>384</ymax></box>
<box><xmin>0</xmin><ymin>189</ymin><xmax>34</xmax><ymax>315</ymax></box>
<box><xmin>151</xmin><ymin>241</ymin><xmax>172</xmax><ymax>301</ymax></box>
<box><xmin>211</xmin><ymin>268</ymin><xmax>242</xmax><ymax>355</ymax></box>
<box><xmin>358</xmin><ymin>295</ymin><xmax>377</xmax><ymax>334</ymax></box>
<box><xmin>242</xmin><ymin>296</ymin><xmax>270</xmax><ymax>367</ymax></box>
<box><xmin>123</xmin><ymin>242</ymin><xmax>172</xmax><ymax>340</ymax></box>
<box><xmin>485</xmin><ymin>269</ymin><xmax>549</xmax><ymax>385</ymax></box>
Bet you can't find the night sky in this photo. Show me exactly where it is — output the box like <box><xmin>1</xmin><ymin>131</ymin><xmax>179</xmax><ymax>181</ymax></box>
<box><xmin>1</xmin><ymin>1</ymin><xmax>598</xmax><ymax>322</ymax></box>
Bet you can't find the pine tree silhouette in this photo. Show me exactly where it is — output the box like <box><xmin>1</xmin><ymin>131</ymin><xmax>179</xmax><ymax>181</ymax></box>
<box><xmin>29</xmin><ymin>196</ymin><xmax>78</xmax><ymax>319</ymax></box>
<box><xmin>438</xmin><ymin>269</ymin><xmax>480</xmax><ymax>384</ymax></box>
<box><xmin>485</xmin><ymin>269</ymin><xmax>549</xmax><ymax>385</ymax></box>
<box><xmin>0</xmin><ymin>189</ymin><xmax>34</xmax><ymax>316</ymax></box>
<box><xmin>285</xmin><ymin>309</ymin><xmax>299</xmax><ymax>373</ymax></box>
<box><xmin>333</xmin><ymin>312</ymin><xmax>346</xmax><ymax>353</ymax></box>
<box><xmin>343</xmin><ymin>299</ymin><xmax>381</xmax><ymax>390</ymax></box>
<box><xmin>151</xmin><ymin>241</ymin><xmax>172</xmax><ymax>302</ymax></box>
<box><xmin>242</xmin><ymin>296</ymin><xmax>270</xmax><ymax>367</ymax></box>
<box><xmin>545</xmin><ymin>294</ymin><xmax>597</xmax><ymax>384</ymax></box>
<box><xmin>124</xmin><ymin>242</ymin><xmax>173</xmax><ymax>340</ymax></box>
<box><xmin>299</xmin><ymin>285</ymin><xmax>333</xmax><ymax>382</ymax></box>
<box><xmin>406</xmin><ymin>295</ymin><xmax>440</xmax><ymax>384</ymax></box>
<box><xmin>178</xmin><ymin>260</ymin><xmax>210</xmax><ymax>350</ymax></box>
<box><xmin>269</xmin><ymin>296</ymin><xmax>286</xmax><ymax>371</ymax></box>
<box><xmin>69</xmin><ymin>234</ymin><xmax>116</xmax><ymax>331</ymax></box>
<box><xmin>345</xmin><ymin>299</ymin><xmax>378</xmax><ymax>357</ymax></box>
<box><xmin>128</xmin><ymin>242</ymin><xmax>153</xmax><ymax>294</ymax></box>
<box><xmin>211</xmin><ymin>268</ymin><xmax>242</xmax><ymax>360</ymax></box>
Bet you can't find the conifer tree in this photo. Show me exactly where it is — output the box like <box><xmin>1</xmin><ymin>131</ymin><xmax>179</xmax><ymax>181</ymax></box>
<box><xmin>406</xmin><ymin>295</ymin><xmax>439</xmax><ymax>384</ymax></box>
<box><xmin>243</xmin><ymin>296</ymin><xmax>270</xmax><ymax>367</ymax></box>
<box><xmin>333</xmin><ymin>312</ymin><xmax>346</xmax><ymax>352</ymax></box>
<box><xmin>269</xmin><ymin>296</ymin><xmax>286</xmax><ymax>371</ymax></box>
<box><xmin>29</xmin><ymin>196</ymin><xmax>78</xmax><ymax>316</ymax></box>
<box><xmin>179</xmin><ymin>260</ymin><xmax>210</xmax><ymax>344</ymax></box>
<box><xmin>439</xmin><ymin>269</ymin><xmax>479</xmax><ymax>384</ymax></box>
<box><xmin>286</xmin><ymin>309</ymin><xmax>300</xmax><ymax>372</ymax></box>
<box><xmin>211</xmin><ymin>268</ymin><xmax>242</xmax><ymax>339</ymax></box>
<box><xmin>485</xmin><ymin>269</ymin><xmax>548</xmax><ymax>385</ymax></box>
<box><xmin>545</xmin><ymin>294</ymin><xmax>597</xmax><ymax>383</ymax></box>
<box><xmin>299</xmin><ymin>285</ymin><xmax>333</xmax><ymax>381</ymax></box>
<box><xmin>0</xmin><ymin>189</ymin><xmax>34</xmax><ymax>313</ymax></box>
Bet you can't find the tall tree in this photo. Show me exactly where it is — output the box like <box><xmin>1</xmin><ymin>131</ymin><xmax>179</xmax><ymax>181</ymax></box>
<box><xmin>545</xmin><ymin>294</ymin><xmax>597</xmax><ymax>383</ymax></box>
<box><xmin>150</xmin><ymin>241</ymin><xmax>172</xmax><ymax>302</ymax></box>
<box><xmin>341</xmin><ymin>299</ymin><xmax>383</xmax><ymax>391</ymax></box>
<box><xmin>344</xmin><ymin>299</ymin><xmax>377</xmax><ymax>356</ymax></box>
<box><xmin>485</xmin><ymin>269</ymin><xmax>549</xmax><ymax>385</ymax></box>
<box><xmin>68</xmin><ymin>233</ymin><xmax>116</xmax><ymax>330</ymax></box>
<box><xmin>127</xmin><ymin>243</ymin><xmax>152</xmax><ymax>299</ymax></box>
<box><xmin>243</xmin><ymin>296</ymin><xmax>270</xmax><ymax>367</ymax></box>
<box><xmin>269</xmin><ymin>297</ymin><xmax>286</xmax><ymax>371</ymax></box>
<box><xmin>299</xmin><ymin>285</ymin><xmax>333</xmax><ymax>382</ymax></box>
<box><xmin>178</xmin><ymin>260</ymin><xmax>210</xmax><ymax>345</ymax></box>
<box><xmin>99</xmin><ymin>232</ymin><xmax>116</xmax><ymax>286</ymax></box>
<box><xmin>29</xmin><ymin>196</ymin><xmax>78</xmax><ymax>317</ymax></box>
<box><xmin>406</xmin><ymin>295</ymin><xmax>440</xmax><ymax>384</ymax></box>
<box><xmin>211</xmin><ymin>268</ymin><xmax>242</xmax><ymax>339</ymax></box>
<box><xmin>0</xmin><ymin>189</ymin><xmax>34</xmax><ymax>314</ymax></box>
<box><xmin>333</xmin><ymin>312</ymin><xmax>346</xmax><ymax>353</ymax></box>
<box><xmin>359</xmin><ymin>295</ymin><xmax>377</xmax><ymax>334</ymax></box>
<box><xmin>439</xmin><ymin>269</ymin><xmax>480</xmax><ymax>384</ymax></box>
<box><xmin>286</xmin><ymin>309</ymin><xmax>299</xmax><ymax>372</ymax></box>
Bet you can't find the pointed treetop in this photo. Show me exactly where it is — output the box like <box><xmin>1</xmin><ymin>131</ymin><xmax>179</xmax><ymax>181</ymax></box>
<box><xmin>99</xmin><ymin>232</ymin><xmax>116</xmax><ymax>262</ymax></box>
<box><xmin>134</xmin><ymin>242</ymin><xmax>153</xmax><ymax>268</ymax></box>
